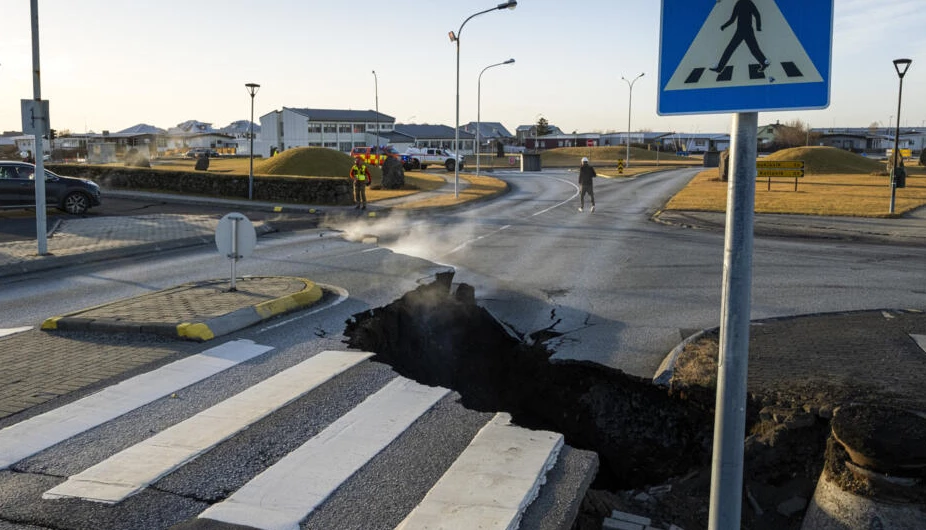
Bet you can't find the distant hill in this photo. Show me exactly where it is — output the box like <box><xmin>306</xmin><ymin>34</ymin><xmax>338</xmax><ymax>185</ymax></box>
<box><xmin>765</xmin><ymin>146</ymin><xmax>884</xmax><ymax>175</ymax></box>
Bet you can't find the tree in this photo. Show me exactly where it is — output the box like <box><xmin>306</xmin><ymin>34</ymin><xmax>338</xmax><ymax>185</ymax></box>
<box><xmin>772</xmin><ymin>119</ymin><xmax>819</xmax><ymax>149</ymax></box>
<box><xmin>536</xmin><ymin>117</ymin><xmax>550</xmax><ymax>136</ymax></box>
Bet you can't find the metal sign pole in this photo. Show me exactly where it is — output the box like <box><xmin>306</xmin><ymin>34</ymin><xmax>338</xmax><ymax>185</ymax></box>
<box><xmin>229</xmin><ymin>216</ymin><xmax>239</xmax><ymax>291</ymax></box>
<box><xmin>30</xmin><ymin>0</ymin><xmax>48</xmax><ymax>255</ymax></box>
<box><xmin>708</xmin><ymin>111</ymin><xmax>758</xmax><ymax>530</ymax></box>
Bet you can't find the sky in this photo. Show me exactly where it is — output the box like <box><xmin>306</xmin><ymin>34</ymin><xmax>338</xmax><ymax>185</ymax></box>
<box><xmin>2</xmin><ymin>0</ymin><xmax>924</xmax><ymax>137</ymax></box>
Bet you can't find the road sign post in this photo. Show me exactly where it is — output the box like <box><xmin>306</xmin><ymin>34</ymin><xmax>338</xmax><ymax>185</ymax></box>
<box><xmin>757</xmin><ymin>160</ymin><xmax>805</xmax><ymax>190</ymax></box>
<box><xmin>215</xmin><ymin>213</ymin><xmax>257</xmax><ymax>292</ymax></box>
<box><xmin>658</xmin><ymin>2</ymin><xmax>832</xmax><ymax>529</ymax></box>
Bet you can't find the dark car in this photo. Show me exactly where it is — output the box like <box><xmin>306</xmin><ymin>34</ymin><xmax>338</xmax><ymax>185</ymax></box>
<box><xmin>0</xmin><ymin>161</ymin><xmax>102</xmax><ymax>214</ymax></box>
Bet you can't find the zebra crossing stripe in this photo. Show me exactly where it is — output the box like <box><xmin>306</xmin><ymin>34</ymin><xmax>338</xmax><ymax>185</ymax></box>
<box><xmin>396</xmin><ymin>413</ymin><xmax>563</xmax><ymax>530</ymax></box>
<box><xmin>0</xmin><ymin>339</ymin><xmax>273</xmax><ymax>470</ymax></box>
<box><xmin>42</xmin><ymin>350</ymin><xmax>374</xmax><ymax>504</ymax></box>
<box><xmin>198</xmin><ymin>377</ymin><xmax>450</xmax><ymax>530</ymax></box>
<box><xmin>0</xmin><ymin>326</ymin><xmax>32</xmax><ymax>338</ymax></box>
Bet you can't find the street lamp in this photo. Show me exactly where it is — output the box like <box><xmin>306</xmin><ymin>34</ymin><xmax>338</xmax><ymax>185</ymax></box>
<box><xmin>245</xmin><ymin>83</ymin><xmax>260</xmax><ymax>200</ymax></box>
<box><xmin>621</xmin><ymin>72</ymin><xmax>644</xmax><ymax>168</ymax></box>
<box><xmin>889</xmin><ymin>58</ymin><xmax>911</xmax><ymax>214</ymax></box>
<box><xmin>450</xmin><ymin>0</ymin><xmax>517</xmax><ymax>198</ymax></box>
<box><xmin>372</xmin><ymin>70</ymin><xmax>379</xmax><ymax>151</ymax></box>
<box><xmin>477</xmin><ymin>58</ymin><xmax>515</xmax><ymax>176</ymax></box>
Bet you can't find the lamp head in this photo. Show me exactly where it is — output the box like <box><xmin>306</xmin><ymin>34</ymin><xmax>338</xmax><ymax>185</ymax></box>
<box><xmin>893</xmin><ymin>58</ymin><xmax>912</xmax><ymax>78</ymax></box>
<box><xmin>245</xmin><ymin>83</ymin><xmax>260</xmax><ymax>96</ymax></box>
<box><xmin>504</xmin><ymin>58</ymin><xmax>515</xmax><ymax>64</ymax></box>
<box><xmin>497</xmin><ymin>1</ymin><xmax>517</xmax><ymax>10</ymax></box>
<box><xmin>448</xmin><ymin>31</ymin><xmax>457</xmax><ymax>42</ymax></box>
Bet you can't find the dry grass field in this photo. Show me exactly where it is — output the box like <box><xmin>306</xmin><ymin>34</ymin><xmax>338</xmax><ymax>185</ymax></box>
<box><xmin>664</xmin><ymin>146</ymin><xmax>926</xmax><ymax>217</ymax></box>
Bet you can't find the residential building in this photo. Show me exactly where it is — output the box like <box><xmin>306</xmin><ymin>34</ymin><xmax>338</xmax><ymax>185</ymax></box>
<box><xmin>460</xmin><ymin>121</ymin><xmax>514</xmax><ymax>153</ymax></box>
<box><xmin>814</xmin><ymin>127</ymin><xmax>924</xmax><ymax>156</ymax></box>
<box><xmin>516</xmin><ymin>123</ymin><xmax>565</xmax><ymax>147</ymax></box>
<box><xmin>392</xmin><ymin>124</ymin><xmax>475</xmax><ymax>154</ymax></box>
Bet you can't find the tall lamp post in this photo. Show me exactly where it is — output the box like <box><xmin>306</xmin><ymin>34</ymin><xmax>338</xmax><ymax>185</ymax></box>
<box><xmin>245</xmin><ymin>83</ymin><xmax>260</xmax><ymax>200</ymax></box>
<box><xmin>372</xmin><ymin>70</ymin><xmax>379</xmax><ymax>151</ymax></box>
<box><xmin>450</xmin><ymin>1</ymin><xmax>517</xmax><ymax>198</ymax></box>
<box><xmin>477</xmin><ymin>58</ymin><xmax>514</xmax><ymax>176</ymax></box>
<box><xmin>621</xmin><ymin>72</ymin><xmax>644</xmax><ymax>168</ymax></box>
<box><xmin>889</xmin><ymin>58</ymin><xmax>911</xmax><ymax>214</ymax></box>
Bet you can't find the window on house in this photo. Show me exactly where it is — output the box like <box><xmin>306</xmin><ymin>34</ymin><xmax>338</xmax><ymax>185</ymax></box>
<box><xmin>339</xmin><ymin>142</ymin><xmax>352</xmax><ymax>151</ymax></box>
<box><xmin>353</xmin><ymin>124</ymin><xmax>365</xmax><ymax>133</ymax></box>
<box><xmin>339</xmin><ymin>125</ymin><xmax>351</xmax><ymax>134</ymax></box>
<box><xmin>324</xmin><ymin>123</ymin><xmax>337</xmax><ymax>133</ymax></box>
<box><xmin>307</xmin><ymin>124</ymin><xmax>322</xmax><ymax>134</ymax></box>
<box><xmin>324</xmin><ymin>142</ymin><xmax>337</xmax><ymax>148</ymax></box>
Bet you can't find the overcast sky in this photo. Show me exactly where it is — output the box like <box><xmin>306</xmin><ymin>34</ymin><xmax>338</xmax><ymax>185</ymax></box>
<box><xmin>2</xmin><ymin>0</ymin><xmax>924</xmax><ymax>137</ymax></box>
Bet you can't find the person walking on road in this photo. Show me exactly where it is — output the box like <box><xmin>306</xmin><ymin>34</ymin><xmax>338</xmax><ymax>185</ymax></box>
<box><xmin>578</xmin><ymin>157</ymin><xmax>596</xmax><ymax>212</ymax></box>
<box><xmin>350</xmin><ymin>156</ymin><xmax>371</xmax><ymax>210</ymax></box>
<box><xmin>710</xmin><ymin>0</ymin><xmax>770</xmax><ymax>74</ymax></box>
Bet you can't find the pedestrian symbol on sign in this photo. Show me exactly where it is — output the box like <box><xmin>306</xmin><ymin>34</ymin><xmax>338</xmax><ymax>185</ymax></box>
<box><xmin>663</xmin><ymin>0</ymin><xmax>823</xmax><ymax>92</ymax></box>
<box><xmin>709</xmin><ymin>0</ymin><xmax>769</xmax><ymax>76</ymax></box>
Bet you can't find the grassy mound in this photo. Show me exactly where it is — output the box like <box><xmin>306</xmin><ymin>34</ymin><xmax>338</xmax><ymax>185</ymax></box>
<box><xmin>764</xmin><ymin>146</ymin><xmax>884</xmax><ymax>175</ymax></box>
<box><xmin>258</xmin><ymin>147</ymin><xmax>373</xmax><ymax>177</ymax></box>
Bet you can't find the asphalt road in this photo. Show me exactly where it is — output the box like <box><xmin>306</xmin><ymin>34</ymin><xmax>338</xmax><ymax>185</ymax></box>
<box><xmin>329</xmin><ymin>167</ymin><xmax>926</xmax><ymax>377</ymax></box>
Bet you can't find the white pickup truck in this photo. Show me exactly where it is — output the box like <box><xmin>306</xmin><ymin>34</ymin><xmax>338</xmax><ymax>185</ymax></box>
<box><xmin>403</xmin><ymin>147</ymin><xmax>465</xmax><ymax>172</ymax></box>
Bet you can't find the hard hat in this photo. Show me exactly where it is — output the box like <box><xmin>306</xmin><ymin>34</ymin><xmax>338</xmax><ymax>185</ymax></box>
<box><xmin>581</xmin><ymin>157</ymin><xmax>589</xmax><ymax>164</ymax></box>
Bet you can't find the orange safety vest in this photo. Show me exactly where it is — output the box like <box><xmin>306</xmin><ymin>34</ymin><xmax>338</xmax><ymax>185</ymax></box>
<box><xmin>351</xmin><ymin>164</ymin><xmax>368</xmax><ymax>181</ymax></box>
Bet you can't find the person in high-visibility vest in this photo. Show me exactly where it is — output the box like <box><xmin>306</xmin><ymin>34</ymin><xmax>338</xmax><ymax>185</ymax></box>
<box><xmin>350</xmin><ymin>156</ymin><xmax>371</xmax><ymax>209</ymax></box>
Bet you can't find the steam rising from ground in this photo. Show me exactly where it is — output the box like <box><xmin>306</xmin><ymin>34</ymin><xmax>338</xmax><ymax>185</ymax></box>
<box><xmin>323</xmin><ymin>210</ymin><xmax>484</xmax><ymax>264</ymax></box>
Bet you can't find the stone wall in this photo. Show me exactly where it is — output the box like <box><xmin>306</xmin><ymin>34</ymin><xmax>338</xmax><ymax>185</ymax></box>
<box><xmin>47</xmin><ymin>165</ymin><xmax>354</xmax><ymax>206</ymax></box>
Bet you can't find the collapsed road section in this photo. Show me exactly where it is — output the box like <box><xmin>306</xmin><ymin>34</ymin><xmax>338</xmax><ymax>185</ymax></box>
<box><xmin>343</xmin><ymin>272</ymin><xmax>854</xmax><ymax>530</ymax></box>
<box><xmin>344</xmin><ymin>271</ymin><xmax>713</xmax><ymax>489</ymax></box>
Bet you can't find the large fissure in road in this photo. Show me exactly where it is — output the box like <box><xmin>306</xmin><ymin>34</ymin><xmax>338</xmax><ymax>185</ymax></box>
<box><xmin>344</xmin><ymin>271</ymin><xmax>713</xmax><ymax>489</ymax></box>
<box><xmin>344</xmin><ymin>273</ymin><xmax>842</xmax><ymax>529</ymax></box>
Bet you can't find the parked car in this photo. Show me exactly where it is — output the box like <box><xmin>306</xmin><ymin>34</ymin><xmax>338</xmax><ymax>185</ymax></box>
<box><xmin>0</xmin><ymin>161</ymin><xmax>102</xmax><ymax>214</ymax></box>
<box><xmin>185</xmin><ymin>148</ymin><xmax>219</xmax><ymax>158</ymax></box>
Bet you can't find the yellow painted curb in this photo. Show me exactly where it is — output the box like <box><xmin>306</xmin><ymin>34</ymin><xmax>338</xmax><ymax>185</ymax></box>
<box><xmin>254</xmin><ymin>280</ymin><xmax>323</xmax><ymax>319</ymax></box>
<box><xmin>177</xmin><ymin>322</ymin><xmax>215</xmax><ymax>341</ymax></box>
<box><xmin>41</xmin><ymin>317</ymin><xmax>61</xmax><ymax>330</ymax></box>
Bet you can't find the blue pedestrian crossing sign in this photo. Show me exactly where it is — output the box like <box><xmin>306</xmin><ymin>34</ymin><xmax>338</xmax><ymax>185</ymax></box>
<box><xmin>658</xmin><ymin>0</ymin><xmax>833</xmax><ymax>115</ymax></box>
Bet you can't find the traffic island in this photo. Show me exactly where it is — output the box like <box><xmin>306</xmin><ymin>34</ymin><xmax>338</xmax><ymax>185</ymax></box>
<box><xmin>41</xmin><ymin>276</ymin><xmax>323</xmax><ymax>341</ymax></box>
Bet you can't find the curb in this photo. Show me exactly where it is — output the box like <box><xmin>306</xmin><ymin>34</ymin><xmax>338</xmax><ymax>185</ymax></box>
<box><xmin>41</xmin><ymin>276</ymin><xmax>323</xmax><ymax>342</ymax></box>
<box><xmin>652</xmin><ymin>328</ymin><xmax>710</xmax><ymax>386</ymax></box>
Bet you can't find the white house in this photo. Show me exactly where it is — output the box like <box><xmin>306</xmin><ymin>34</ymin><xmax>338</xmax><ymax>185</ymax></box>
<box><xmin>256</xmin><ymin>108</ymin><xmax>395</xmax><ymax>157</ymax></box>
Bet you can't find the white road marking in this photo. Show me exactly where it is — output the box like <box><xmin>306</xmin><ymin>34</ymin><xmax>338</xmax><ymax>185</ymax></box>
<box><xmin>444</xmin><ymin>174</ymin><xmax>579</xmax><ymax>257</ymax></box>
<box><xmin>0</xmin><ymin>326</ymin><xmax>32</xmax><ymax>338</ymax></box>
<box><xmin>199</xmin><ymin>377</ymin><xmax>449</xmax><ymax>530</ymax></box>
<box><xmin>43</xmin><ymin>350</ymin><xmax>373</xmax><ymax>503</ymax></box>
<box><xmin>912</xmin><ymin>334</ymin><xmax>926</xmax><ymax>354</ymax></box>
<box><xmin>396</xmin><ymin>413</ymin><xmax>563</xmax><ymax>530</ymax></box>
<box><xmin>0</xmin><ymin>339</ymin><xmax>273</xmax><ymax>470</ymax></box>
